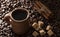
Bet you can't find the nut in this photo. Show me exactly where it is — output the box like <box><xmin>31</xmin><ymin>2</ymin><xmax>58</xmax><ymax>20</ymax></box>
<box><xmin>32</xmin><ymin>31</ymin><xmax>39</xmax><ymax>37</ymax></box>
<box><xmin>38</xmin><ymin>21</ymin><xmax>44</xmax><ymax>27</ymax></box>
<box><xmin>39</xmin><ymin>29</ymin><xmax>46</xmax><ymax>35</ymax></box>
<box><xmin>47</xmin><ymin>30</ymin><xmax>54</xmax><ymax>36</ymax></box>
<box><xmin>46</xmin><ymin>25</ymin><xmax>52</xmax><ymax>30</ymax></box>
<box><xmin>32</xmin><ymin>22</ymin><xmax>39</xmax><ymax>31</ymax></box>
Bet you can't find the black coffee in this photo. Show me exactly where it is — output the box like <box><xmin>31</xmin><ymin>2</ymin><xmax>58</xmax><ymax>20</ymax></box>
<box><xmin>12</xmin><ymin>9</ymin><xmax>28</xmax><ymax>20</ymax></box>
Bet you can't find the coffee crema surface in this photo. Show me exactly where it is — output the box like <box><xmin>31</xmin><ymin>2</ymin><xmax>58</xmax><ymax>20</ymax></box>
<box><xmin>12</xmin><ymin>9</ymin><xmax>28</xmax><ymax>20</ymax></box>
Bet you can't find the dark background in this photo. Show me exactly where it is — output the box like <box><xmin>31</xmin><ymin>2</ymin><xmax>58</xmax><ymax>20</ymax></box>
<box><xmin>40</xmin><ymin>0</ymin><xmax>60</xmax><ymax>21</ymax></box>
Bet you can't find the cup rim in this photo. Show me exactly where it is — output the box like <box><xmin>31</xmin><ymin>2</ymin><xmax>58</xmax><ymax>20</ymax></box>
<box><xmin>10</xmin><ymin>8</ymin><xmax>30</xmax><ymax>22</ymax></box>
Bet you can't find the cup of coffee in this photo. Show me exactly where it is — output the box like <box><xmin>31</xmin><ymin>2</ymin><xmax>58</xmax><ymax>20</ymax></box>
<box><xmin>4</xmin><ymin>7</ymin><xmax>30</xmax><ymax>35</ymax></box>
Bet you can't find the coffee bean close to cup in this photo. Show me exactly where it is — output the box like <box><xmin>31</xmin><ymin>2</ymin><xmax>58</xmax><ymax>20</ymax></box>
<box><xmin>4</xmin><ymin>7</ymin><xmax>30</xmax><ymax>35</ymax></box>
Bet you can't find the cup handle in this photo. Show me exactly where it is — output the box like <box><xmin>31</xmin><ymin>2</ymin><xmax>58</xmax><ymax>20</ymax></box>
<box><xmin>4</xmin><ymin>13</ymin><xmax>11</xmax><ymax>24</ymax></box>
